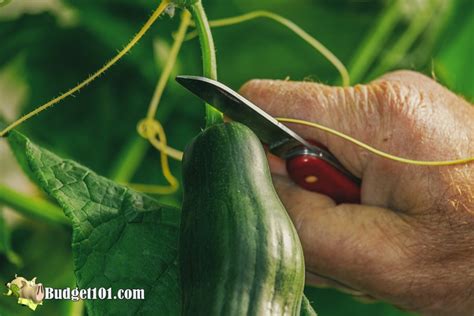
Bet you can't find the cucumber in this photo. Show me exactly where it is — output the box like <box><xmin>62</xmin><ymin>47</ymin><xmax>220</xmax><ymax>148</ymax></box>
<box><xmin>180</xmin><ymin>122</ymin><xmax>305</xmax><ymax>315</ymax></box>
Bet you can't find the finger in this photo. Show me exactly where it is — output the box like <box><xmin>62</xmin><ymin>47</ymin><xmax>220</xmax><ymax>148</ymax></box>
<box><xmin>271</xmin><ymin>175</ymin><xmax>419</xmax><ymax>307</ymax></box>
<box><xmin>266</xmin><ymin>153</ymin><xmax>287</xmax><ymax>176</ymax></box>
<box><xmin>239</xmin><ymin>71</ymin><xmax>473</xmax><ymax>176</ymax></box>
<box><xmin>305</xmin><ymin>272</ymin><xmax>367</xmax><ymax>297</ymax></box>
<box><xmin>240</xmin><ymin>78</ymin><xmax>378</xmax><ymax>178</ymax></box>
<box><xmin>241</xmin><ymin>71</ymin><xmax>474</xmax><ymax>212</ymax></box>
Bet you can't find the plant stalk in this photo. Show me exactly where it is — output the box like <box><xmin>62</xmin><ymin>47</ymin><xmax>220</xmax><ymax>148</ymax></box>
<box><xmin>110</xmin><ymin>10</ymin><xmax>191</xmax><ymax>183</ymax></box>
<box><xmin>0</xmin><ymin>185</ymin><xmax>69</xmax><ymax>226</ymax></box>
<box><xmin>190</xmin><ymin>1</ymin><xmax>223</xmax><ymax>127</ymax></box>
<box><xmin>348</xmin><ymin>0</ymin><xmax>402</xmax><ymax>84</ymax></box>
<box><xmin>109</xmin><ymin>136</ymin><xmax>149</xmax><ymax>183</ymax></box>
<box><xmin>368</xmin><ymin>0</ymin><xmax>439</xmax><ymax>79</ymax></box>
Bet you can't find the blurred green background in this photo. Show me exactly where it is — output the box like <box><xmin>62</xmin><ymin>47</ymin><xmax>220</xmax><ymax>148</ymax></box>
<box><xmin>0</xmin><ymin>0</ymin><xmax>472</xmax><ymax>315</ymax></box>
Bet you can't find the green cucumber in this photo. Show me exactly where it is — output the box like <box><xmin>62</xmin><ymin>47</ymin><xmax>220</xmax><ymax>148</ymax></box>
<box><xmin>180</xmin><ymin>122</ymin><xmax>305</xmax><ymax>315</ymax></box>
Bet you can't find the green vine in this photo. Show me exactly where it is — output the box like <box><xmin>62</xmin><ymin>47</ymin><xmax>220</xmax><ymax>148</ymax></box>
<box><xmin>109</xmin><ymin>136</ymin><xmax>148</xmax><ymax>183</ymax></box>
<box><xmin>187</xmin><ymin>10</ymin><xmax>350</xmax><ymax>86</ymax></box>
<box><xmin>348</xmin><ymin>0</ymin><xmax>402</xmax><ymax>84</ymax></box>
<box><xmin>189</xmin><ymin>1</ymin><xmax>224</xmax><ymax>127</ymax></box>
<box><xmin>0</xmin><ymin>185</ymin><xmax>69</xmax><ymax>226</ymax></box>
<box><xmin>368</xmin><ymin>0</ymin><xmax>439</xmax><ymax>79</ymax></box>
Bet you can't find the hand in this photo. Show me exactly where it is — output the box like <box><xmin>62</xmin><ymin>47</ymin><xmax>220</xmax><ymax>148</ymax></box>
<box><xmin>240</xmin><ymin>70</ymin><xmax>474</xmax><ymax>316</ymax></box>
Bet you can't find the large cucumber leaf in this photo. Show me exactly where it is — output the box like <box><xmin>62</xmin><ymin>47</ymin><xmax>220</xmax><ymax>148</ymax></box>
<box><xmin>7</xmin><ymin>131</ymin><xmax>180</xmax><ymax>316</ymax></box>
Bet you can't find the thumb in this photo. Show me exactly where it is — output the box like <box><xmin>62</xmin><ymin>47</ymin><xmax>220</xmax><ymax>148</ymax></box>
<box><xmin>239</xmin><ymin>70</ymin><xmax>445</xmax><ymax>180</ymax></box>
<box><xmin>239</xmin><ymin>71</ymin><xmax>471</xmax><ymax>210</ymax></box>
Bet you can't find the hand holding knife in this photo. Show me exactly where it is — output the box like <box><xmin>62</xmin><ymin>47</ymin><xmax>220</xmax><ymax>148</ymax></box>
<box><xmin>176</xmin><ymin>75</ymin><xmax>361</xmax><ymax>204</ymax></box>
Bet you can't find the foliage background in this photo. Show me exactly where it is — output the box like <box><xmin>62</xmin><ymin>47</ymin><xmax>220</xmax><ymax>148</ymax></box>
<box><xmin>0</xmin><ymin>0</ymin><xmax>472</xmax><ymax>315</ymax></box>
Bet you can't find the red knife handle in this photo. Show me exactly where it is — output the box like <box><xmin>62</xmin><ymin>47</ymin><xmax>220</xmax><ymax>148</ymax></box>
<box><xmin>286</xmin><ymin>154</ymin><xmax>361</xmax><ymax>204</ymax></box>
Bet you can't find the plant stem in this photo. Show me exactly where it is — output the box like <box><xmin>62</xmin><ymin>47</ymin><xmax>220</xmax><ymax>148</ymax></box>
<box><xmin>67</xmin><ymin>281</ymin><xmax>84</xmax><ymax>316</ymax></box>
<box><xmin>110</xmin><ymin>11</ymin><xmax>191</xmax><ymax>183</ymax></box>
<box><xmin>0</xmin><ymin>185</ymin><xmax>69</xmax><ymax>226</ymax></box>
<box><xmin>0</xmin><ymin>208</ymin><xmax>22</xmax><ymax>266</ymax></box>
<box><xmin>147</xmin><ymin>10</ymin><xmax>192</xmax><ymax>119</ymax></box>
<box><xmin>0</xmin><ymin>0</ymin><xmax>170</xmax><ymax>137</ymax></box>
<box><xmin>187</xmin><ymin>10</ymin><xmax>349</xmax><ymax>86</ymax></box>
<box><xmin>190</xmin><ymin>1</ymin><xmax>223</xmax><ymax>127</ymax></box>
<box><xmin>109</xmin><ymin>136</ymin><xmax>149</xmax><ymax>183</ymax></box>
<box><xmin>412</xmin><ymin>1</ymin><xmax>454</xmax><ymax>67</ymax></box>
<box><xmin>369</xmin><ymin>0</ymin><xmax>438</xmax><ymax>79</ymax></box>
<box><xmin>348</xmin><ymin>0</ymin><xmax>402</xmax><ymax>84</ymax></box>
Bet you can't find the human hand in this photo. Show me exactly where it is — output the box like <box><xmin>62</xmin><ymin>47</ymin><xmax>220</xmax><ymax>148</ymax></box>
<box><xmin>240</xmin><ymin>70</ymin><xmax>474</xmax><ymax>315</ymax></box>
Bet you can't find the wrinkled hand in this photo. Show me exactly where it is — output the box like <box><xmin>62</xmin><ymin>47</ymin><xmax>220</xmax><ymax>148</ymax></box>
<box><xmin>240</xmin><ymin>71</ymin><xmax>474</xmax><ymax>316</ymax></box>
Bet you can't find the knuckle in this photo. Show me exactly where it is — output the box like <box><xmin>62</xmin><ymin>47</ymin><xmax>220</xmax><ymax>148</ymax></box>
<box><xmin>367</xmin><ymin>79</ymin><xmax>431</xmax><ymax>138</ymax></box>
<box><xmin>239</xmin><ymin>79</ymin><xmax>265</xmax><ymax>97</ymax></box>
<box><xmin>378</xmin><ymin>69</ymin><xmax>433</xmax><ymax>83</ymax></box>
<box><xmin>370</xmin><ymin>79</ymin><xmax>411</xmax><ymax>114</ymax></box>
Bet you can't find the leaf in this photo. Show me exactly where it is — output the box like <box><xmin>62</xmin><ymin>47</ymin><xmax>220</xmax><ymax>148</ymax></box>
<box><xmin>304</xmin><ymin>287</ymin><xmax>415</xmax><ymax>316</ymax></box>
<box><xmin>7</xmin><ymin>130</ymin><xmax>181</xmax><ymax>316</ymax></box>
<box><xmin>300</xmin><ymin>294</ymin><xmax>317</xmax><ymax>316</ymax></box>
<box><xmin>0</xmin><ymin>219</ymin><xmax>77</xmax><ymax>316</ymax></box>
<box><xmin>7</xmin><ymin>283</ymin><xmax>20</xmax><ymax>297</ymax></box>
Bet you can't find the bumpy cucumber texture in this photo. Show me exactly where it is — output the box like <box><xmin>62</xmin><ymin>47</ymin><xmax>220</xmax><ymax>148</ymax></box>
<box><xmin>180</xmin><ymin>122</ymin><xmax>305</xmax><ymax>316</ymax></box>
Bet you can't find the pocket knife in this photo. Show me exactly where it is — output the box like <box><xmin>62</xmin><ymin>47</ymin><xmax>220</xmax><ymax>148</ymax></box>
<box><xmin>176</xmin><ymin>75</ymin><xmax>361</xmax><ymax>204</ymax></box>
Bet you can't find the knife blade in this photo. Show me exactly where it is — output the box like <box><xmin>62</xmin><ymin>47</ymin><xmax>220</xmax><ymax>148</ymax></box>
<box><xmin>176</xmin><ymin>76</ymin><xmax>336</xmax><ymax>161</ymax></box>
<box><xmin>176</xmin><ymin>75</ymin><xmax>361</xmax><ymax>203</ymax></box>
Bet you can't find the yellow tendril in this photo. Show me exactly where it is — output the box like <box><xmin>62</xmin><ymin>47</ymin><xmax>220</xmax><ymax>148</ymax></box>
<box><xmin>146</xmin><ymin>10</ymin><xmax>191</xmax><ymax>120</ymax></box>
<box><xmin>0</xmin><ymin>0</ymin><xmax>171</xmax><ymax>137</ymax></box>
<box><xmin>134</xmin><ymin>119</ymin><xmax>180</xmax><ymax>195</ymax></box>
<box><xmin>186</xmin><ymin>10</ymin><xmax>350</xmax><ymax>86</ymax></box>
<box><xmin>277</xmin><ymin>117</ymin><xmax>474</xmax><ymax>166</ymax></box>
<box><xmin>132</xmin><ymin>10</ymin><xmax>190</xmax><ymax>195</ymax></box>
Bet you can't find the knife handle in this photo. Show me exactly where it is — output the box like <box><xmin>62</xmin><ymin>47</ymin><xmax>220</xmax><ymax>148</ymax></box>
<box><xmin>285</xmin><ymin>147</ymin><xmax>361</xmax><ymax>204</ymax></box>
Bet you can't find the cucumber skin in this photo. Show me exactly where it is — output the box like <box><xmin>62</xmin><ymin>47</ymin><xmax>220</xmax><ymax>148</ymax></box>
<box><xmin>180</xmin><ymin>122</ymin><xmax>305</xmax><ymax>316</ymax></box>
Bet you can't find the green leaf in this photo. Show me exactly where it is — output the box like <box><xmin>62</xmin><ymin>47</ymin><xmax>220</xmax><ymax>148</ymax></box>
<box><xmin>304</xmin><ymin>287</ymin><xmax>415</xmax><ymax>316</ymax></box>
<box><xmin>9</xmin><ymin>283</ymin><xmax>20</xmax><ymax>297</ymax></box>
<box><xmin>300</xmin><ymin>294</ymin><xmax>317</xmax><ymax>316</ymax></box>
<box><xmin>7</xmin><ymin>130</ymin><xmax>181</xmax><ymax>315</ymax></box>
<box><xmin>0</xmin><ymin>220</ymin><xmax>76</xmax><ymax>316</ymax></box>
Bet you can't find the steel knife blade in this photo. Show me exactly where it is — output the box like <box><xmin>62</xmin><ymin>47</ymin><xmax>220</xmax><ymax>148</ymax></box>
<box><xmin>176</xmin><ymin>76</ymin><xmax>339</xmax><ymax>163</ymax></box>
<box><xmin>176</xmin><ymin>75</ymin><xmax>361</xmax><ymax>203</ymax></box>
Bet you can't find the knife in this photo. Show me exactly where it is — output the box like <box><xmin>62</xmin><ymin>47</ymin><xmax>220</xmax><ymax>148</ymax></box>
<box><xmin>176</xmin><ymin>75</ymin><xmax>361</xmax><ymax>204</ymax></box>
